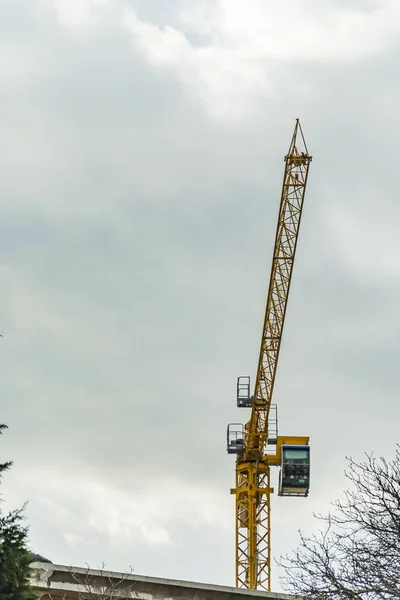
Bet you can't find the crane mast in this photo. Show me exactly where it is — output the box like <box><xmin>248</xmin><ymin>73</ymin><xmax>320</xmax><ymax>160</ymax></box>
<box><xmin>227</xmin><ymin>120</ymin><xmax>312</xmax><ymax>591</ymax></box>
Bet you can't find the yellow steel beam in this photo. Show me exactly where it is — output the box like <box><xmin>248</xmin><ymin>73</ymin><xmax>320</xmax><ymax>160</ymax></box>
<box><xmin>233</xmin><ymin>121</ymin><xmax>312</xmax><ymax>591</ymax></box>
<box><xmin>231</xmin><ymin>461</ymin><xmax>272</xmax><ymax>590</ymax></box>
<box><xmin>244</xmin><ymin>119</ymin><xmax>312</xmax><ymax>461</ymax></box>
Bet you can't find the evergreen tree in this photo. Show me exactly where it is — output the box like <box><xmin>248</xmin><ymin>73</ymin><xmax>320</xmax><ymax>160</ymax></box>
<box><xmin>0</xmin><ymin>424</ymin><xmax>36</xmax><ymax>600</ymax></box>
<box><xmin>0</xmin><ymin>424</ymin><xmax>12</xmax><ymax>475</ymax></box>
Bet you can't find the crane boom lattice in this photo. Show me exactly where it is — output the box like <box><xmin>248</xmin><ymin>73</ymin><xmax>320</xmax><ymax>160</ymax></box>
<box><xmin>247</xmin><ymin>120</ymin><xmax>311</xmax><ymax>456</ymax></box>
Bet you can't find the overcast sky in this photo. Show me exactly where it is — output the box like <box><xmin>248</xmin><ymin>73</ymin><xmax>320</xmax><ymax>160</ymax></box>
<box><xmin>1</xmin><ymin>0</ymin><xmax>400</xmax><ymax>593</ymax></box>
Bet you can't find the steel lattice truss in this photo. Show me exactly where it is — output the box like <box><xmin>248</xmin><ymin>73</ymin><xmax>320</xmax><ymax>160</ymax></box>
<box><xmin>234</xmin><ymin>121</ymin><xmax>312</xmax><ymax>592</ymax></box>
<box><xmin>235</xmin><ymin>462</ymin><xmax>271</xmax><ymax>590</ymax></box>
<box><xmin>246</xmin><ymin>121</ymin><xmax>312</xmax><ymax>457</ymax></box>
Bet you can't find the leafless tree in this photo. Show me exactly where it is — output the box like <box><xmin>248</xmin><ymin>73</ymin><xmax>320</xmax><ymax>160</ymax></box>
<box><xmin>49</xmin><ymin>563</ymin><xmax>136</xmax><ymax>600</ymax></box>
<box><xmin>71</xmin><ymin>563</ymin><xmax>136</xmax><ymax>600</ymax></box>
<box><xmin>279</xmin><ymin>446</ymin><xmax>400</xmax><ymax>600</ymax></box>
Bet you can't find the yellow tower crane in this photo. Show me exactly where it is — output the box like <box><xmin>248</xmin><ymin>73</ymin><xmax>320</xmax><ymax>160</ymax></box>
<box><xmin>227</xmin><ymin>120</ymin><xmax>312</xmax><ymax>592</ymax></box>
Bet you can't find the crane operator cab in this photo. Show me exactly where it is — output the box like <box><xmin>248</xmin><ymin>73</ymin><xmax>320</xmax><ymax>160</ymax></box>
<box><xmin>278</xmin><ymin>445</ymin><xmax>310</xmax><ymax>497</ymax></box>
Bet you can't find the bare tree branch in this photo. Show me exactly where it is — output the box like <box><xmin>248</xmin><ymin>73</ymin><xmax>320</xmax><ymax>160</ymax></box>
<box><xmin>278</xmin><ymin>446</ymin><xmax>400</xmax><ymax>600</ymax></box>
<box><xmin>47</xmin><ymin>563</ymin><xmax>136</xmax><ymax>600</ymax></box>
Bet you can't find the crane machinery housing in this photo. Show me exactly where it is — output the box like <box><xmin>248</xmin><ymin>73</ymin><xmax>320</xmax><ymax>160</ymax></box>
<box><xmin>226</xmin><ymin>120</ymin><xmax>312</xmax><ymax>592</ymax></box>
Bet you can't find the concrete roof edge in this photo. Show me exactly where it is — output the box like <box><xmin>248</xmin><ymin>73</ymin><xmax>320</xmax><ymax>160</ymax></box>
<box><xmin>30</xmin><ymin>562</ymin><xmax>295</xmax><ymax>600</ymax></box>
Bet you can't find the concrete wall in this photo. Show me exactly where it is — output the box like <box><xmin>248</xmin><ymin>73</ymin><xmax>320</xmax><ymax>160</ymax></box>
<box><xmin>30</xmin><ymin>563</ymin><xmax>294</xmax><ymax>600</ymax></box>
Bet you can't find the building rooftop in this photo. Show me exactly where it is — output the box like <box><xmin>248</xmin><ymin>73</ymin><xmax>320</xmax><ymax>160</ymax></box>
<box><xmin>30</xmin><ymin>562</ymin><xmax>295</xmax><ymax>600</ymax></box>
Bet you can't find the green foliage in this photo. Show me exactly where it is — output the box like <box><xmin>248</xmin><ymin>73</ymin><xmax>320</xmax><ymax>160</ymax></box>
<box><xmin>0</xmin><ymin>424</ymin><xmax>36</xmax><ymax>600</ymax></box>
<box><xmin>0</xmin><ymin>509</ymin><xmax>36</xmax><ymax>600</ymax></box>
<box><xmin>0</xmin><ymin>424</ymin><xmax>13</xmax><ymax>476</ymax></box>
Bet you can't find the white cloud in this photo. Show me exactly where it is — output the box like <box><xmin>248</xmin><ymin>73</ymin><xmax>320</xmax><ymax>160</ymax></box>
<box><xmin>121</xmin><ymin>0</ymin><xmax>400</xmax><ymax>118</ymax></box>
<box><xmin>40</xmin><ymin>0</ymin><xmax>400</xmax><ymax>118</ymax></box>
<box><xmin>122</xmin><ymin>9</ymin><xmax>273</xmax><ymax>119</ymax></box>
<box><xmin>178</xmin><ymin>0</ymin><xmax>400</xmax><ymax>62</ymax></box>
<box><xmin>325</xmin><ymin>200</ymin><xmax>400</xmax><ymax>281</ymax></box>
<box><xmin>38</xmin><ymin>0</ymin><xmax>113</xmax><ymax>30</ymax></box>
<box><xmin>16</xmin><ymin>469</ymin><xmax>230</xmax><ymax>549</ymax></box>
